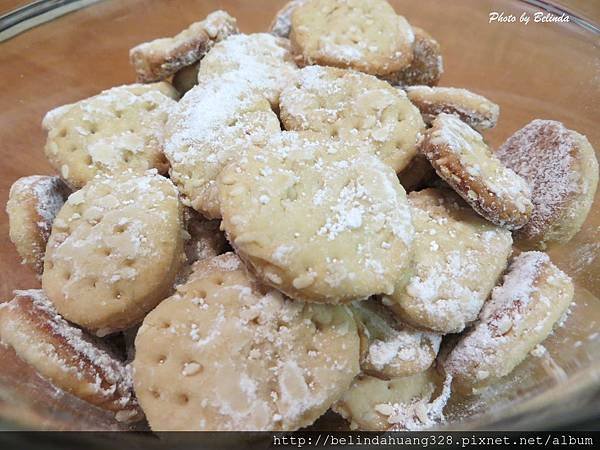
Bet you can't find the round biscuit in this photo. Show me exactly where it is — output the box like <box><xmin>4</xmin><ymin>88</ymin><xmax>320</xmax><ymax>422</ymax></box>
<box><xmin>133</xmin><ymin>253</ymin><xmax>360</xmax><ymax>431</ymax></box>
<box><xmin>0</xmin><ymin>290</ymin><xmax>141</xmax><ymax>422</ymax></box>
<box><xmin>280</xmin><ymin>65</ymin><xmax>425</xmax><ymax>172</ymax></box>
<box><xmin>495</xmin><ymin>119</ymin><xmax>599</xmax><ymax>249</ymax></box>
<box><xmin>165</xmin><ymin>77</ymin><xmax>280</xmax><ymax>219</ymax></box>
<box><xmin>42</xmin><ymin>171</ymin><xmax>185</xmax><ymax>335</ymax></box>
<box><xmin>384</xmin><ymin>188</ymin><xmax>513</xmax><ymax>333</ymax></box>
<box><xmin>421</xmin><ymin>113</ymin><xmax>533</xmax><ymax>229</ymax></box>
<box><xmin>218</xmin><ymin>131</ymin><xmax>415</xmax><ymax>304</ymax></box>
<box><xmin>6</xmin><ymin>175</ymin><xmax>70</xmax><ymax>275</ymax></box>
<box><xmin>290</xmin><ymin>0</ymin><xmax>414</xmax><ymax>76</ymax></box>
<box><xmin>43</xmin><ymin>83</ymin><xmax>179</xmax><ymax>188</ymax></box>
<box><xmin>443</xmin><ymin>251</ymin><xmax>574</xmax><ymax>394</ymax></box>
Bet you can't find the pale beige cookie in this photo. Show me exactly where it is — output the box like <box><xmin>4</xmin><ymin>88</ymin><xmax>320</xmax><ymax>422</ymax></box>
<box><xmin>133</xmin><ymin>253</ymin><xmax>360</xmax><ymax>431</ymax></box>
<box><xmin>496</xmin><ymin>120</ymin><xmax>599</xmax><ymax>249</ymax></box>
<box><xmin>218</xmin><ymin>131</ymin><xmax>414</xmax><ymax>304</ymax></box>
<box><xmin>421</xmin><ymin>113</ymin><xmax>533</xmax><ymax>229</ymax></box>
<box><xmin>42</xmin><ymin>171</ymin><xmax>185</xmax><ymax>335</ymax></box>
<box><xmin>398</xmin><ymin>154</ymin><xmax>435</xmax><ymax>192</ymax></box>
<box><xmin>269</xmin><ymin>0</ymin><xmax>307</xmax><ymax>38</ymax></box>
<box><xmin>351</xmin><ymin>299</ymin><xmax>441</xmax><ymax>379</ymax></box>
<box><xmin>382</xmin><ymin>26</ymin><xmax>443</xmax><ymax>87</ymax></box>
<box><xmin>0</xmin><ymin>290</ymin><xmax>142</xmax><ymax>422</ymax></box>
<box><xmin>129</xmin><ymin>10</ymin><xmax>239</xmax><ymax>82</ymax></box>
<box><xmin>43</xmin><ymin>83</ymin><xmax>179</xmax><ymax>189</ymax></box>
<box><xmin>333</xmin><ymin>368</ymin><xmax>452</xmax><ymax>431</ymax></box>
<box><xmin>384</xmin><ymin>188</ymin><xmax>513</xmax><ymax>333</ymax></box>
<box><xmin>6</xmin><ymin>175</ymin><xmax>70</xmax><ymax>275</ymax></box>
<box><xmin>279</xmin><ymin>65</ymin><xmax>425</xmax><ymax>172</ymax></box>
<box><xmin>444</xmin><ymin>251</ymin><xmax>574</xmax><ymax>394</ymax></box>
<box><xmin>172</xmin><ymin>62</ymin><xmax>199</xmax><ymax>95</ymax></box>
<box><xmin>406</xmin><ymin>86</ymin><xmax>499</xmax><ymax>130</ymax></box>
<box><xmin>165</xmin><ymin>77</ymin><xmax>280</xmax><ymax>219</ymax></box>
<box><xmin>290</xmin><ymin>0</ymin><xmax>414</xmax><ymax>76</ymax></box>
<box><xmin>197</xmin><ymin>33</ymin><xmax>298</xmax><ymax>106</ymax></box>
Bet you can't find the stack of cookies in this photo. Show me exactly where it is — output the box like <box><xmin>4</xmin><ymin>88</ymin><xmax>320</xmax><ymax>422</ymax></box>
<box><xmin>3</xmin><ymin>0</ymin><xmax>598</xmax><ymax>431</ymax></box>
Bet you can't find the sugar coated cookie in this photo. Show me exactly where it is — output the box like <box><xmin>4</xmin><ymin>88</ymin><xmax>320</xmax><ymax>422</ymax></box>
<box><xmin>0</xmin><ymin>290</ymin><xmax>141</xmax><ymax>422</ymax></box>
<box><xmin>269</xmin><ymin>0</ymin><xmax>307</xmax><ymax>38</ymax></box>
<box><xmin>172</xmin><ymin>62</ymin><xmax>200</xmax><ymax>96</ymax></box>
<box><xmin>218</xmin><ymin>131</ymin><xmax>415</xmax><ymax>304</ymax></box>
<box><xmin>279</xmin><ymin>65</ymin><xmax>425</xmax><ymax>172</ymax></box>
<box><xmin>7</xmin><ymin>175</ymin><xmax>70</xmax><ymax>275</ymax></box>
<box><xmin>290</xmin><ymin>0</ymin><xmax>414</xmax><ymax>76</ymax></box>
<box><xmin>42</xmin><ymin>171</ymin><xmax>185</xmax><ymax>335</ymax></box>
<box><xmin>382</xmin><ymin>26</ymin><xmax>443</xmax><ymax>87</ymax></box>
<box><xmin>165</xmin><ymin>77</ymin><xmax>280</xmax><ymax>219</ymax></box>
<box><xmin>197</xmin><ymin>33</ymin><xmax>298</xmax><ymax>106</ymax></box>
<box><xmin>129</xmin><ymin>10</ymin><xmax>239</xmax><ymax>82</ymax></box>
<box><xmin>406</xmin><ymin>86</ymin><xmax>499</xmax><ymax>130</ymax></box>
<box><xmin>43</xmin><ymin>83</ymin><xmax>179</xmax><ymax>189</ymax></box>
<box><xmin>421</xmin><ymin>113</ymin><xmax>533</xmax><ymax>229</ymax></box>
<box><xmin>444</xmin><ymin>251</ymin><xmax>574</xmax><ymax>394</ymax></box>
<box><xmin>384</xmin><ymin>188</ymin><xmax>513</xmax><ymax>333</ymax></box>
<box><xmin>496</xmin><ymin>119</ymin><xmax>599</xmax><ymax>249</ymax></box>
<box><xmin>333</xmin><ymin>368</ymin><xmax>452</xmax><ymax>431</ymax></box>
<box><xmin>133</xmin><ymin>253</ymin><xmax>360</xmax><ymax>430</ymax></box>
<box><xmin>351</xmin><ymin>300</ymin><xmax>441</xmax><ymax>379</ymax></box>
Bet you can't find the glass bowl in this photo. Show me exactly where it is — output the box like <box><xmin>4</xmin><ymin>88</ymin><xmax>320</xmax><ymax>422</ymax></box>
<box><xmin>0</xmin><ymin>0</ymin><xmax>598</xmax><ymax>433</ymax></box>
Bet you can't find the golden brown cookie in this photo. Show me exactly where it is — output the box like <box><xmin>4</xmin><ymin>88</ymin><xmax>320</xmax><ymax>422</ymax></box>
<box><xmin>290</xmin><ymin>0</ymin><xmax>414</xmax><ymax>76</ymax></box>
<box><xmin>6</xmin><ymin>175</ymin><xmax>71</xmax><ymax>275</ymax></box>
<box><xmin>351</xmin><ymin>300</ymin><xmax>441</xmax><ymax>379</ymax></box>
<box><xmin>495</xmin><ymin>119</ymin><xmax>599</xmax><ymax>249</ymax></box>
<box><xmin>133</xmin><ymin>253</ymin><xmax>360</xmax><ymax>430</ymax></box>
<box><xmin>279</xmin><ymin>65</ymin><xmax>425</xmax><ymax>173</ymax></box>
<box><xmin>421</xmin><ymin>113</ymin><xmax>533</xmax><ymax>229</ymax></box>
<box><xmin>443</xmin><ymin>251</ymin><xmax>574</xmax><ymax>394</ymax></box>
<box><xmin>0</xmin><ymin>290</ymin><xmax>142</xmax><ymax>422</ymax></box>
<box><xmin>384</xmin><ymin>188</ymin><xmax>513</xmax><ymax>333</ymax></box>
<box><xmin>382</xmin><ymin>26</ymin><xmax>443</xmax><ymax>87</ymax></box>
<box><xmin>42</xmin><ymin>171</ymin><xmax>185</xmax><ymax>335</ymax></box>
<box><xmin>406</xmin><ymin>86</ymin><xmax>499</xmax><ymax>130</ymax></box>
<box><xmin>218</xmin><ymin>131</ymin><xmax>415</xmax><ymax>304</ymax></box>
<box><xmin>43</xmin><ymin>83</ymin><xmax>179</xmax><ymax>189</ymax></box>
<box><xmin>129</xmin><ymin>11</ymin><xmax>239</xmax><ymax>82</ymax></box>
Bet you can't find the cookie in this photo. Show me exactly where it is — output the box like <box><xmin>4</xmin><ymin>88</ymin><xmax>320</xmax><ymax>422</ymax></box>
<box><xmin>290</xmin><ymin>0</ymin><xmax>414</xmax><ymax>76</ymax></box>
<box><xmin>383</xmin><ymin>188</ymin><xmax>513</xmax><ymax>333</ymax></box>
<box><xmin>351</xmin><ymin>299</ymin><xmax>441</xmax><ymax>379</ymax></box>
<box><xmin>443</xmin><ymin>251</ymin><xmax>574</xmax><ymax>394</ymax></box>
<box><xmin>398</xmin><ymin>154</ymin><xmax>435</xmax><ymax>192</ymax></box>
<box><xmin>42</xmin><ymin>171</ymin><xmax>185</xmax><ymax>335</ymax></box>
<box><xmin>333</xmin><ymin>368</ymin><xmax>452</xmax><ymax>431</ymax></box>
<box><xmin>0</xmin><ymin>290</ymin><xmax>141</xmax><ymax>422</ymax></box>
<box><xmin>279</xmin><ymin>65</ymin><xmax>425</xmax><ymax>172</ymax></box>
<box><xmin>172</xmin><ymin>62</ymin><xmax>199</xmax><ymax>95</ymax></box>
<box><xmin>197</xmin><ymin>33</ymin><xmax>298</xmax><ymax>106</ymax></box>
<box><xmin>421</xmin><ymin>113</ymin><xmax>533</xmax><ymax>229</ymax></box>
<box><xmin>382</xmin><ymin>26</ymin><xmax>443</xmax><ymax>87</ymax></box>
<box><xmin>183</xmin><ymin>208</ymin><xmax>227</xmax><ymax>265</ymax></box>
<box><xmin>406</xmin><ymin>86</ymin><xmax>499</xmax><ymax>130</ymax></box>
<box><xmin>218</xmin><ymin>131</ymin><xmax>415</xmax><ymax>304</ymax></box>
<box><xmin>43</xmin><ymin>83</ymin><xmax>179</xmax><ymax>189</ymax></box>
<box><xmin>496</xmin><ymin>120</ymin><xmax>599</xmax><ymax>249</ymax></box>
<box><xmin>6</xmin><ymin>175</ymin><xmax>71</xmax><ymax>275</ymax></box>
<box><xmin>165</xmin><ymin>77</ymin><xmax>280</xmax><ymax>219</ymax></box>
<box><xmin>133</xmin><ymin>253</ymin><xmax>360</xmax><ymax>431</ymax></box>
<box><xmin>129</xmin><ymin>10</ymin><xmax>239</xmax><ymax>83</ymax></box>
<box><xmin>269</xmin><ymin>0</ymin><xmax>307</xmax><ymax>38</ymax></box>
